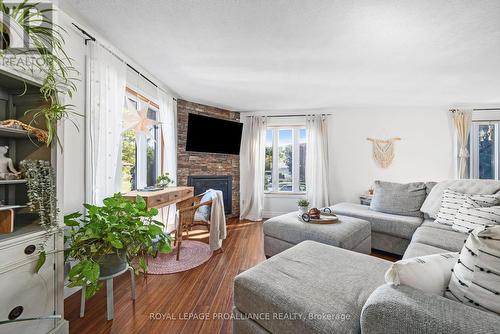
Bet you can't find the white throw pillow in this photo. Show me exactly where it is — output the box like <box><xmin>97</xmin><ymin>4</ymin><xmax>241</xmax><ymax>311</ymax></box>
<box><xmin>435</xmin><ymin>189</ymin><xmax>468</xmax><ymax>225</ymax></box>
<box><xmin>194</xmin><ymin>191</ymin><xmax>213</xmax><ymax>221</ymax></box>
<box><xmin>452</xmin><ymin>195</ymin><xmax>500</xmax><ymax>233</ymax></box>
<box><xmin>385</xmin><ymin>252</ymin><xmax>459</xmax><ymax>295</ymax></box>
<box><xmin>445</xmin><ymin>226</ymin><xmax>500</xmax><ymax>315</ymax></box>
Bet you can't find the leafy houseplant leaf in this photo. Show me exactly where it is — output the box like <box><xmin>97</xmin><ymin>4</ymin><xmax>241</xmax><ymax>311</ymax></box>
<box><xmin>158</xmin><ymin>242</ymin><xmax>172</xmax><ymax>253</ymax></box>
<box><xmin>135</xmin><ymin>195</ymin><xmax>147</xmax><ymax>210</ymax></box>
<box><xmin>35</xmin><ymin>250</ymin><xmax>46</xmax><ymax>273</ymax></box>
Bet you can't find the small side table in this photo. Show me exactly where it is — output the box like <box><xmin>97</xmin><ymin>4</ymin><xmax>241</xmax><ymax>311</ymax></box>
<box><xmin>360</xmin><ymin>194</ymin><xmax>373</xmax><ymax>206</ymax></box>
<box><xmin>80</xmin><ymin>266</ymin><xmax>136</xmax><ymax>321</ymax></box>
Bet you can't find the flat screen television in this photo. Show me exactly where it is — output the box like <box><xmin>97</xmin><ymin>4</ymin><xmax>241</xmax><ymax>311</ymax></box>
<box><xmin>186</xmin><ymin>113</ymin><xmax>243</xmax><ymax>155</ymax></box>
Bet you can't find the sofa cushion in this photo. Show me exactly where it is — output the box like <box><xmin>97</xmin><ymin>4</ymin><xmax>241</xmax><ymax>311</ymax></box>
<box><xmin>263</xmin><ymin>212</ymin><xmax>371</xmax><ymax>251</ymax></box>
<box><xmin>403</xmin><ymin>242</ymin><xmax>451</xmax><ymax>259</ymax></box>
<box><xmin>234</xmin><ymin>241</ymin><xmax>391</xmax><ymax>334</ymax></box>
<box><xmin>361</xmin><ymin>284</ymin><xmax>500</xmax><ymax>334</ymax></box>
<box><xmin>331</xmin><ymin>202</ymin><xmax>423</xmax><ymax>239</ymax></box>
<box><xmin>421</xmin><ymin>219</ymin><xmax>455</xmax><ymax>231</ymax></box>
<box><xmin>370</xmin><ymin>181</ymin><xmax>427</xmax><ymax>217</ymax></box>
<box><xmin>411</xmin><ymin>226</ymin><xmax>467</xmax><ymax>252</ymax></box>
<box><xmin>420</xmin><ymin>179</ymin><xmax>500</xmax><ymax>219</ymax></box>
<box><xmin>446</xmin><ymin>226</ymin><xmax>500</xmax><ymax>315</ymax></box>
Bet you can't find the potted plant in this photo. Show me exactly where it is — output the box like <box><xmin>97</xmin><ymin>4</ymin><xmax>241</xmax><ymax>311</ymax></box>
<box><xmin>297</xmin><ymin>199</ymin><xmax>310</xmax><ymax>214</ymax></box>
<box><xmin>156</xmin><ymin>173</ymin><xmax>173</xmax><ymax>188</ymax></box>
<box><xmin>64</xmin><ymin>193</ymin><xmax>171</xmax><ymax>299</ymax></box>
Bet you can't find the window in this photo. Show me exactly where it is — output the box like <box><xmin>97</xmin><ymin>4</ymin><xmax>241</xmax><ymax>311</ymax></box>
<box><xmin>121</xmin><ymin>92</ymin><xmax>160</xmax><ymax>192</ymax></box>
<box><xmin>265</xmin><ymin>126</ymin><xmax>307</xmax><ymax>192</ymax></box>
<box><xmin>470</xmin><ymin>122</ymin><xmax>499</xmax><ymax>179</ymax></box>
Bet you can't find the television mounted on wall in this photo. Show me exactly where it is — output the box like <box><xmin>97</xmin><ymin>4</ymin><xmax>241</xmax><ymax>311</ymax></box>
<box><xmin>185</xmin><ymin>113</ymin><xmax>243</xmax><ymax>155</ymax></box>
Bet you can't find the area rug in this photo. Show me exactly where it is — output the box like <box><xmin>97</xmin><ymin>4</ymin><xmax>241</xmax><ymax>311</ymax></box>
<box><xmin>146</xmin><ymin>240</ymin><xmax>213</xmax><ymax>274</ymax></box>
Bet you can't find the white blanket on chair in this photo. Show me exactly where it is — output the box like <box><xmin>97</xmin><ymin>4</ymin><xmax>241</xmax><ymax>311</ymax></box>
<box><xmin>208</xmin><ymin>189</ymin><xmax>227</xmax><ymax>251</ymax></box>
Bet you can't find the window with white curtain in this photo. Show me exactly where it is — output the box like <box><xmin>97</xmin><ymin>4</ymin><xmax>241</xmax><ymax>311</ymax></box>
<box><xmin>264</xmin><ymin>126</ymin><xmax>307</xmax><ymax>193</ymax></box>
<box><xmin>121</xmin><ymin>90</ymin><xmax>160</xmax><ymax>192</ymax></box>
<box><xmin>470</xmin><ymin>121</ymin><xmax>500</xmax><ymax>179</ymax></box>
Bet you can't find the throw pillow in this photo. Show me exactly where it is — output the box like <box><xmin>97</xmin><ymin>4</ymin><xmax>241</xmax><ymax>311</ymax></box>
<box><xmin>445</xmin><ymin>226</ymin><xmax>500</xmax><ymax>315</ymax></box>
<box><xmin>435</xmin><ymin>189</ymin><xmax>467</xmax><ymax>225</ymax></box>
<box><xmin>194</xmin><ymin>191</ymin><xmax>213</xmax><ymax>221</ymax></box>
<box><xmin>385</xmin><ymin>252</ymin><xmax>458</xmax><ymax>295</ymax></box>
<box><xmin>452</xmin><ymin>195</ymin><xmax>500</xmax><ymax>233</ymax></box>
<box><xmin>420</xmin><ymin>179</ymin><xmax>500</xmax><ymax>219</ymax></box>
<box><xmin>369</xmin><ymin>180</ymin><xmax>427</xmax><ymax>217</ymax></box>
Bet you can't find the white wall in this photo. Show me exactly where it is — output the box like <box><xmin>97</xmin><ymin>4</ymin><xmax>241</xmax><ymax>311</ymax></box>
<box><xmin>256</xmin><ymin>107</ymin><xmax>455</xmax><ymax>217</ymax></box>
<box><xmin>330</xmin><ymin>107</ymin><xmax>454</xmax><ymax>203</ymax></box>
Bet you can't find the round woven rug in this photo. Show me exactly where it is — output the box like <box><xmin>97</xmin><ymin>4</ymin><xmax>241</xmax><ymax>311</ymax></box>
<box><xmin>147</xmin><ymin>240</ymin><xmax>213</xmax><ymax>274</ymax></box>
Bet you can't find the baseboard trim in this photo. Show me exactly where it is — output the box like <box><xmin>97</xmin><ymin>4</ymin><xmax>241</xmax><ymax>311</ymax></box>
<box><xmin>49</xmin><ymin>319</ymin><xmax>69</xmax><ymax>334</ymax></box>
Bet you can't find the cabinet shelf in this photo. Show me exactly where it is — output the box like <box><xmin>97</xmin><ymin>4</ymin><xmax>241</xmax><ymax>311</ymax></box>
<box><xmin>0</xmin><ymin>179</ymin><xmax>26</xmax><ymax>185</ymax></box>
<box><xmin>0</xmin><ymin>126</ymin><xmax>30</xmax><ymax>139</ymax></box>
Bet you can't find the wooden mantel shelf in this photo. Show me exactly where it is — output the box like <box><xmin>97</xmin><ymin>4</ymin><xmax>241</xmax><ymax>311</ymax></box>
<box><xmin>123</xmin><ymin>186</ymin><xmax>194</xmax><ymax>209</ymax></box>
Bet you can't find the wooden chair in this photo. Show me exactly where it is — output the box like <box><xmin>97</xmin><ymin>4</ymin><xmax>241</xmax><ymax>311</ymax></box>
<box><xmin>175</xmin><ymin>194</ymin><xmax>213</xmax><ymax>261</ymax></box>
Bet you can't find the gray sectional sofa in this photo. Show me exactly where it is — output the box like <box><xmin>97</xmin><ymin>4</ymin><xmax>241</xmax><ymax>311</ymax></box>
<box><xmin>233</xmin><ymin>179</ymin><xmax>500</xmax><ymax>334</ymax></box>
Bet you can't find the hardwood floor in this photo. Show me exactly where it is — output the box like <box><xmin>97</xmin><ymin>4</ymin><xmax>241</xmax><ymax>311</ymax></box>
<box><xmin>64</xmin><ymin>219</ymin><xmax>398</xmax><ymax>334</ymax></box>
<box><xmin>64</xmin><ymin>218</ymin><xmax>265</xmax><ymax>334</ymax></box>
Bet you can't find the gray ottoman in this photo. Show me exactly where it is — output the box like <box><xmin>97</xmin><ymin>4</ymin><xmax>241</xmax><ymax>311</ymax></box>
<box><xmin>263</xmin><ymin>212</ymin><xmax>371</xmax><ymax>257</ymax></box>
<box><xmin>233</xmin><ymin>241</ymin><xmax>391</xmax><ymax>334</ymax></box>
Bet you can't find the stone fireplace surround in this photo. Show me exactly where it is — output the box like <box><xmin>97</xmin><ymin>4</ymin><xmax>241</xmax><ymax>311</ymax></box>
<box><xmin>177</xmin><ymin>99</ymin><xmax>240</xmax><ymax>218</ymax></box>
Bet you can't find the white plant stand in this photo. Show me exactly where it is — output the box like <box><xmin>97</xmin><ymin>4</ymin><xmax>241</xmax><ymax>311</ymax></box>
<box><xmin>79</xmin><ymin>266</ymin><xmax>136</xmax><ymax>321</ymax></box>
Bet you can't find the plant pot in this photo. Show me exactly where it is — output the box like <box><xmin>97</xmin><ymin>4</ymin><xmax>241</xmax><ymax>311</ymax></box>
<box><xmin>99</xmin><ymin>251</ymin><xmax>127</xmax><ymax>277</ymax></box>
<box><xmin>298</xmin><ymin>206</ymin><xmax>309</xmax><ymax>215</ymax></box>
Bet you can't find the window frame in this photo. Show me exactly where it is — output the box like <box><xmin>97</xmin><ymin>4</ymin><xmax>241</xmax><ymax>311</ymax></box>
<box><xmin>264</xmin><ymin>125</ymin><xmax>307</xmax><ymax>194</ymax></box>
<box><xmin>123</xmin><ymin>89</ymin><xmax>161</xmax><ymax>191</ymax></box>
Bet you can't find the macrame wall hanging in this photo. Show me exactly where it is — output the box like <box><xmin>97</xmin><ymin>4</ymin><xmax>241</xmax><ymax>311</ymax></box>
<box><xmin>366</xmin><ymin>137</ymin><xmax>401</xmax><ymax>168</ymax></box>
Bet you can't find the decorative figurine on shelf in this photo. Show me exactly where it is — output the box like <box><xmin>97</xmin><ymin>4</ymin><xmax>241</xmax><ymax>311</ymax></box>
<box><xmin>0</xmin><ymin>146</ymin><xmax>20</xmax><ymax>180</ymax></box>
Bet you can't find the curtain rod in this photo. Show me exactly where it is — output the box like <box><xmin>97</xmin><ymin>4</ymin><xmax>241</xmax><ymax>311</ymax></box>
<box><xmin>450</xmin><ymin>108</ymin><xmax>500</xmax><ymax>111</ymax></box>
<box><xmin>71</xmin><ymin>23</ymin><xmax>176</xmax><ymax>100</ymax></box>
<box><xmin>263</xmin><ymin>114</ymin><xmax>332</xmax><ymax>118</ymax></box>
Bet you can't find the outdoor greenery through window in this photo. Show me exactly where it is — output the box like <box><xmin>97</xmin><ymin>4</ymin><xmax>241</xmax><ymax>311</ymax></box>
<box><xmin>265</xmin><ymin>127</ymin><xmax>306</xmax><ymax>192</ymax></box>
<box><xmin>121</xmin><ymin>93</ymin><xmax>160</xmax><ymax>192</ymax></box>
<box><xmin>470</xmin><ymin>122</ymin><xmax>499</xmax><ymax>179</ymax></box>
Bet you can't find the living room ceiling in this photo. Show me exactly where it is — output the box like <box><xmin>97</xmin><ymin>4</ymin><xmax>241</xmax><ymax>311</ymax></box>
<box><xmin>64</xmin><ymin>0</ymin><xmax>500</xmax><ymax>111</ymax></box>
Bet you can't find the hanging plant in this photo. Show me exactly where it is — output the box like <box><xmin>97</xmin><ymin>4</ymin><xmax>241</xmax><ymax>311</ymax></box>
<box><xmin>20</xmin><ymin>159</ymin><xmax>59</xmax><ymax>272</ymax></box>
<box><xmin>20</xmin><ymin>159</ymin><xmax>58</xmax><ymax>229</ymax></box>
<box><xmin>0</xmin><ymin>0</ymin><xmax>80</xmax><ymax>147</ymax></box>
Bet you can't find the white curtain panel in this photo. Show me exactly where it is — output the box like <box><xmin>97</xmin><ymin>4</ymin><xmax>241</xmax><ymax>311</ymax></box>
<box><xmin>87</xmin><ymin>42</ymin><xmax>127</xmax><ymax>205</ymax></box>
<box><xmin>306</xmin><ymin>114</ymin><xmax>331</xmax><ymax>208</ymax></box>
<box><xmin>240</xmin><ymin>116</ymin><xmax>267</xmax><ymax>221</ymax></box>
<box><xmin>452</xmin><ymin>109</ymin><xmax>472</xmax><ymax>179</ymax></box>
<box><xmin>158</xmin><ymin>89</ymin><xmax>178</xmax><ymax>232</ymax></box>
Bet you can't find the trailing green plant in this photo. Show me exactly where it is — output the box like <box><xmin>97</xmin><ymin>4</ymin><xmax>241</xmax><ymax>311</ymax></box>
<box><xmin>0</xmin><ymin>0</ymin><xmax>80</xmax><ymax>147</ymax></box>
<box><xmin>19</xmin><ymin>159</ymin><xmax>59</xmax><ymax>272</ymax></box>
<box><xmin>64</xmin><ymin>193</ymin><xmax>172</xmax><ymax>299</ymax></box>
<box><xmin>297</xmin><ymin>199</ymin><xmax>310</xmax><ymax>207</ymax></box>
<box><xmin>20</xmin><ymin>159</ymin><xmax>58</xmax><ymax>229</ymax></box>
<box><xmin>156</xmin><ymin>172</ymin><xmax>173</xmax><ymax>187</ymax></box>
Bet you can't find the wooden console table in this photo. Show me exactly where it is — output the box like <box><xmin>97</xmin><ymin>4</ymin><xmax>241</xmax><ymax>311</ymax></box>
<box><xmin>123</xmin><ymin>186</ymin><xmax>194</xmax><ymax>209</ymax></box>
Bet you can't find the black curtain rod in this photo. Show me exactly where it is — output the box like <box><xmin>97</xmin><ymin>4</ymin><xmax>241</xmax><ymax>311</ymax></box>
<box><xmin>71</xmin><ymin>23</ymin><xmax>176</xmax><ymax>100</ymax></box>
<box><xmin>451</xmin><ymin>108</ymin><xmax>500</xmax><ymax>111</ymax></box>
<box><xmin>266</xmin><ymin>114</ymin><xmax>332</xmax><ymax>118</ymax></box>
